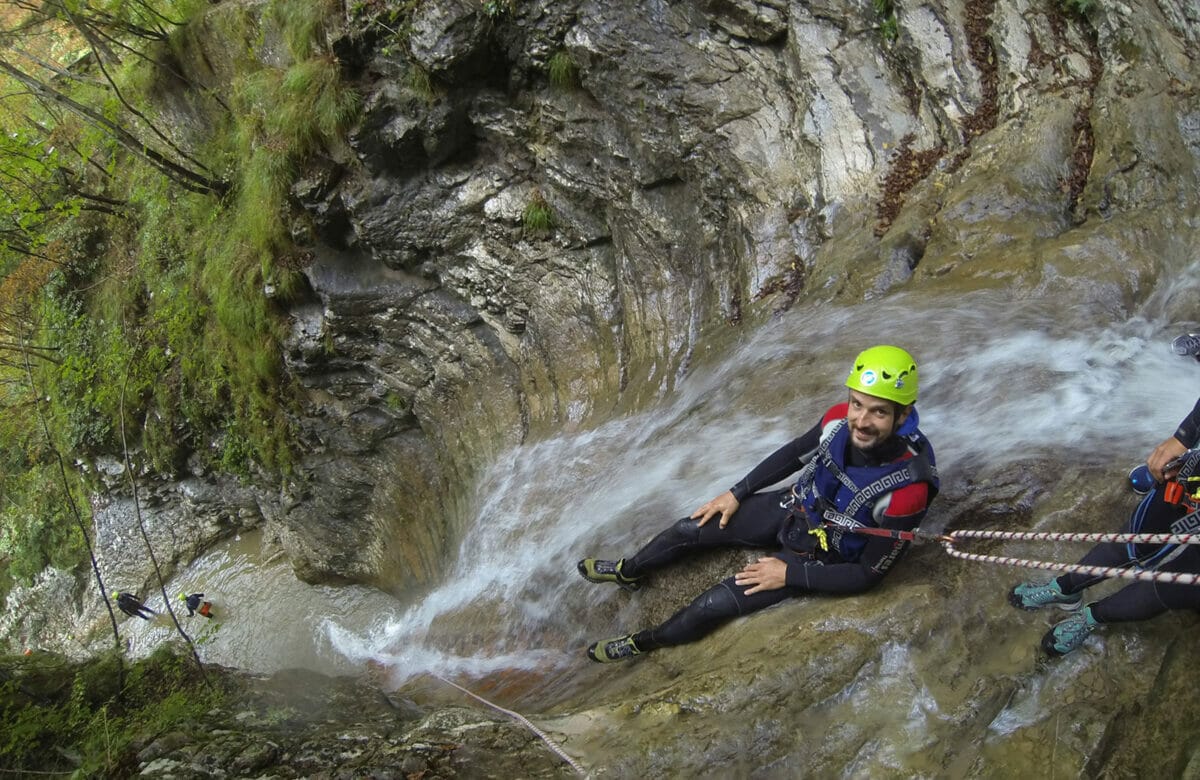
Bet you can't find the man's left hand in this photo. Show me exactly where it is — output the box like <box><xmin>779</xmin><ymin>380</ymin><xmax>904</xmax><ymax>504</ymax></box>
<box><xmin>734</xmin><ymin>557</ymin><xmax>787</xmax><ymax>595</ymax></box>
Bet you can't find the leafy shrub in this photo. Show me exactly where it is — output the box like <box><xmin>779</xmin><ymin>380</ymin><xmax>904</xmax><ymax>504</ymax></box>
<box><xmin>0</xmin><ymin>646</ymin><xmax>224</xmax><ymax>777</ymax></box>
<box><xmin>871</xmin><ymin>0</ymin><xmax>899</xmax><ymax>42</ymax></box>
<box><xmin>0</xmin><ymin>464</ymin><xmax>88</xmax><ymax>589</ymax></box>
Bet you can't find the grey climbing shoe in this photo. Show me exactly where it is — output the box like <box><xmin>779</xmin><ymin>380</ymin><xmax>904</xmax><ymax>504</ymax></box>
<box><xmin>586</xmin><ymin>634</ymin><xmax>642</xmax><ymax>663</ymax></box>
<box><xmin>577</xmin><ymin>558</ymin><xmax>642</xmax><ymax>591</ymax></box>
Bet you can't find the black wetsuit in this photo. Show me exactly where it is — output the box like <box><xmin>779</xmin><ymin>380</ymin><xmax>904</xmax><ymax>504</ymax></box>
<box><xmin>623</xmin><ymin>407</ymin><xmax>935</xmax><ymax>651</ymax></box>
<box><xmin>1054</xmin><ymin>400</ymin><xmax>1200</xmax><ymax>622</ymax></box>
<box><xmin>116</xmin><ymin>592</ymin><xmax>155</xmax><ymax>620</ymax></box>
<box><xmin>1174</xmin><ymin>396</ymin><xmax>1200</xmax><ymax>446</ymax></box>
<box><xmin>1056</xmin><ymin>490</ymin><xmax>1200</xmax><ymax>622</ymax></box>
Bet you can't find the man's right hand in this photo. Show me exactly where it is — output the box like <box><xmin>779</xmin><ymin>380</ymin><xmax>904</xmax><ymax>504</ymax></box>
<box><xmin>1148</xmin><ymin>436</ymin><xmax>1188</xmax><ymax>482</ymax></box>
<box><xmin>692</xmin><ymin>490</ymin><xmax>740</xmax><ymax>528</ymax></box>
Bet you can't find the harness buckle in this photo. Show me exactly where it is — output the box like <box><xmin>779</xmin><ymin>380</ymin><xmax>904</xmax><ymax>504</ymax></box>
<box><xmin>780</xmin><ymin>484</ymin><xmax>803</xmax><ymax>510</ymax></box>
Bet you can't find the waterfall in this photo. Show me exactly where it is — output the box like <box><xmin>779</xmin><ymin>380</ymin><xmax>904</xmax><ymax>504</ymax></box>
<box><xmin>324</xmin><ymin>284</ymin><xmax>1200</xmax><ymax>685</ymax></box>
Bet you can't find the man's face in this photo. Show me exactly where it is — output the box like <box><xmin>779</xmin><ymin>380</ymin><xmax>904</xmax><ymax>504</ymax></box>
<box><xmin>846</xmin><ymin>389</ymin><xmax>909</xmax><ymax>450</ymax></box>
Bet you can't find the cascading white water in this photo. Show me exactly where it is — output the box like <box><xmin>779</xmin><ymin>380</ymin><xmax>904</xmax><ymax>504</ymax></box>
<box><xmin>322</xmin><ymin>281</ymin><xmax>1200</xmax><ymax>688</ymax></box>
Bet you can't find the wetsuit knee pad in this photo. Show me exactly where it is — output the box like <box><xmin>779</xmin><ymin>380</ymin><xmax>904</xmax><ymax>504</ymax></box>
<box><xmin>649</xmin><ymin>583</ymin><xmax>744</xmax><ymax>648</ymax></box>
<box><xmin>668</xmin><ymin>516</ymin><xmax>704</xmax><ymax>544</ymax></box>
<box><xmin>693</xmin><ymin>582</ymin><xmax>743</xmax><ymax>620</ymax></box>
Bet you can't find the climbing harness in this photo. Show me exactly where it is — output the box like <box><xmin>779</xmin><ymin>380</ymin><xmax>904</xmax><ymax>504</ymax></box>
<box><xmin>782</xmin><ymin>418</ymin><xmax>938</xmax><ymax>555</ymax></box>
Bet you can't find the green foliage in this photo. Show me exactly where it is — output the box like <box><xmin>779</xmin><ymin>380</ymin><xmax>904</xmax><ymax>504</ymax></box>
<box><xmin>352</xmin><ymin>0</ymin><xmax>421</xmax><ymax>55</ymax></box>
<box><xmin>407</xmin><ymin>64</ymin><xmax>435</xmax><ymax>101</ymax></box>
<box><xmin>38</xmin><ymin>2</ymin><xmax>362</xmax><ymax>480</ymax></box>
<box><xmin>0</xmin><ymin>130</ymin><xmax>84</xmax><ymax>259</ymax></box>
<box><xmin>482</xmin><ymin>0</ymin><xmax>514</xmax><ymax>18</ymax></box>
<box><xmin>39</xmin><ymin>281</ymin><xmax>143</xmax><ymax>454</ymax></box>
<box><xmin>522</xmin><ymin>190</ymin><xmax>555</xmax><ymax>235</ymax></box>
<box><xmin>0</xmin><ymin>464</ymin><xmax>89</xmax><ymax>589</ymax></box>
<box><xmin>124</xmin><ymin>644</ymin><xmax>199</xmax><ymax>705</ymax></box>
<box><xmin>0</xmin><ymin>646</ymin><xmax>224</xmax><ymax>777</ymax></box>
<box><xmin>872</xmin><ymin>0</ymin><xmax>899</xmax><ymax>42</ymax></box>
<box><xmin>232</xmin><ymin>57</ymin><xmax>359</xmax><ymax>256</ymax></box>
<box><xmin>1060</xmin><ymin>0</ymin><xmax>1096</xmax><ymax>17</ymax></box>
<box><xmin>70</xmin><ymin>649</ymin><xmax>124</xmax><ymax>713</ymax></box>
<box><xmin>547</xmin><ymin>50</ymin><xmax>578</xmax><ymax>90</ymax></box>
<box><xmin>270</xmin><ymin>0</ymin><xmax>337</xmax><ymax>61</ymax></box>
<box><xmin>384</xmin><ymin>391</ymin><xmax>406</xmax><ymax>411</ymax></box>
<box><xmin>0</xmin><ymin>691</ymin><xmax>71</xmax><ymax>769</ymax></box>
<box><xmin>0</xmin><ymin>0</ymin><xmax>369</xmax><ymax>584</ymax></box>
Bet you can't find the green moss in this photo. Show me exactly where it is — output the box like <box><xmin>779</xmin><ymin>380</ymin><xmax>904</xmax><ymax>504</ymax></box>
<box><xmin>0</xmin><ymin>464</ymin><xmax>88</xmax><ymax>592</ymax></box>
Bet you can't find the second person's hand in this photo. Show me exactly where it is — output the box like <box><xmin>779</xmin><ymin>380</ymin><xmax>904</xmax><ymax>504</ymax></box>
<box><xmin>1148</xmin><ymin>436</ymin><xmax>1188</xmax><ymax>482</ymax></box>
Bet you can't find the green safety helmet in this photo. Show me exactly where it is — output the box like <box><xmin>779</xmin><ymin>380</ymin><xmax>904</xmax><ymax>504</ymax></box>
<box><xmin>178</xmin><ymin>592</ymin><xmax>187</xmax><ymax>600</ymax></box>
<box><xmin>845</xmin><ymin>345</ymin><xmax>918</xmax><ymax>406</ymax></box>
<box><xmin>111</xmin><ymin>591</ymin><xmax>119</xmax><ymax>600</ymax></box>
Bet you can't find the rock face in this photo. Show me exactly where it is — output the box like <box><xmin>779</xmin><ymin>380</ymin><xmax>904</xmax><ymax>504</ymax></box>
<box><xmin>267</xmin><ymin>0</ymin><xmax>1200</xmax><ymax>593</ymax></box>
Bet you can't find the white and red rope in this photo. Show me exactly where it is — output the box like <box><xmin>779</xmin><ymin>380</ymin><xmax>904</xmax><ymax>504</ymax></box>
<box><xmin>938</xmin><ymin>529</ymin><xmax>1200</xmax><ymax>586</ymax></box>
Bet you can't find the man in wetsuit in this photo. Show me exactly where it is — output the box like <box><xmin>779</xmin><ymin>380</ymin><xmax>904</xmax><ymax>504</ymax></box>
<box><xmin>1010</xmin><ymin>396</ymin><xmax>1200</xmax><ymax>656</ymax></box>
<box><xmin>113</xmin><ymin>591</ymin><xmax>155</xmax><ymax>621</ymax></box>
<box><xmin>578</xmin><ymin>345</ymin><xmax>939</xmax><ymax>662</ymax></box>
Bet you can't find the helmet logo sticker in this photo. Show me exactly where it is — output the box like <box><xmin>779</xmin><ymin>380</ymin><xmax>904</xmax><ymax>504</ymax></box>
<box><xmin>860</xmin><ymin>370</ymin><xmax>877</xmax><ymax>386</ymax></box>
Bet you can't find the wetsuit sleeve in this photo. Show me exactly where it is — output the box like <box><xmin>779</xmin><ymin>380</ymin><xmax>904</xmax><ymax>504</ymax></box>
<box><xmin>1174</xmin><ymin>397</ymin><xmax>1200</xmax><ymax>447</ymax></box>
<box><xmin>783</xmin><ymin>483</ymin><xmax>931</xmax><ymax>592</ymax></box>
<box><xmin>728</xmin><ymin>421</ymin><xmax>822</xmax><ymax>502</ymax></box>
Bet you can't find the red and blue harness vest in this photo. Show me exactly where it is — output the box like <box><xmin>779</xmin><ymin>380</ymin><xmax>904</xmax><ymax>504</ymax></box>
<box><xmin>788</xmin><ymin>419</ymin><xmax>939</xmax><ymax>560</ymax></box>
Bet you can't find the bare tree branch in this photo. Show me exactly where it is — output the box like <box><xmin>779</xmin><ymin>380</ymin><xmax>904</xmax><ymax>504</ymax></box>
<box><xmin>0</xmin><ymin>58</ymin><xmax>227</xmax><ymax>196</ymax></box>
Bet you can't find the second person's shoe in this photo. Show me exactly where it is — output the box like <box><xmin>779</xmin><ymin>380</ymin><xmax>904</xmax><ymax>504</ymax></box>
<box><xmin>1008</xmin><ymin>578</ymin><xmax>1082</xmax><ymax>611</ymax></box>
<box><xmin>1042</xmin><ymin>606</ymin><xmax>1099</xmax><ymax>656</ymax></box>
<box><xmin>1172</xmin><ymin>333</ymin><xmax>1200</xmax><ymax>359</ymax></box>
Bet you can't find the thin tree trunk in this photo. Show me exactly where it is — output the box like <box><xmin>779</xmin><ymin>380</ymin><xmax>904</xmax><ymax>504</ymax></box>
<box><xmin>20</xmin><ymin>345</ymin><xmax>122</xmax><ymax>653</ymax></box>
